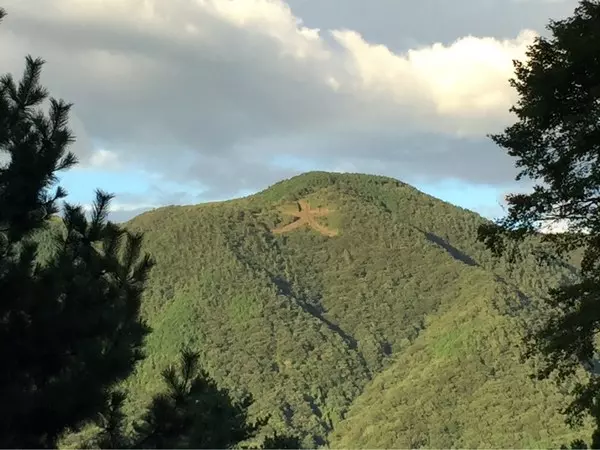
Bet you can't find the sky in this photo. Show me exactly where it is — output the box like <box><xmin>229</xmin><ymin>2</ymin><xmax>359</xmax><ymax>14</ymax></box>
<box><xmin>0</xmin><ymin>0</ymin><xmax>580</xmax><ymax>222</ymax></box>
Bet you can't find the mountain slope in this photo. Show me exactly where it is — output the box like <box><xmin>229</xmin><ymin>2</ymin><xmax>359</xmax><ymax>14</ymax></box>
<box><xmin>118</xmin><ymin>171</ymin><xmax>588</xmax><ymax>447</ymax></box>
<box><xmin>330</xmin><ymin>273</ymin><xmax>587</xmax><ymax>448</ymax></box>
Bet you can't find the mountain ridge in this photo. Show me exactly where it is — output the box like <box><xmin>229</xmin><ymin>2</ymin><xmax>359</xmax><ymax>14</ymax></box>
<box><xmin>105</xmin><ymin>171</ymin><xmax>590</xmax><ymax>447</ymax></box>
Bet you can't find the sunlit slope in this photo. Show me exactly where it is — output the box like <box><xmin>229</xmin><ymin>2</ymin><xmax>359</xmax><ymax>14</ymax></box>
<box><xmin>120</xmin><ymin>171</ymin><xmax>584</xmax><ymax>447</ymax></box>
<box><xmin>329</xmin><ymin>271</ymin><xmax>590</xmax><ymax>448</ymax></box>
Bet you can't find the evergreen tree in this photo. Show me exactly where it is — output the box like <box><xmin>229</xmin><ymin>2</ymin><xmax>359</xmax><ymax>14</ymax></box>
<box><xmin>88</xmin><ymin>348</ymin><xmax>301</xmax><ymax>449</ymax></box>
<box><xmin>0</xmin><ymin>8</ymin><xmax>154</xmax><ymax>447</ymax></box>
<box><xmin>133</xmin><ymin>348</ymin><xmax>261</xmax><ymax>449</ymax></box>
<box><xmin>477</xmin><ymin>0</ymin><xmax>600</xmax><ymax>445</ymax></box>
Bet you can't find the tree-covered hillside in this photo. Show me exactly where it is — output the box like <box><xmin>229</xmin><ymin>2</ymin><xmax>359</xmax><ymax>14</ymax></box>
<box><xmin>111</xmin><ymin>171</ymin><xmax>589</xmax><ymax>447</ymax></box>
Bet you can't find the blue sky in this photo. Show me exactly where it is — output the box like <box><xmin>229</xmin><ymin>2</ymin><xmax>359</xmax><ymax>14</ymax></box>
<box><xmin>59</xmin><ymin>169</ymin><xmax>151</xmax><ymax>204</ymax></box>
<box><xmin>58</xmin><ymin>161</ymin><xmax>507</xmax><ymax>221</ymax></box>
<box><xmin>2</xmin><ymin>0</ymin><xmax>577</xmax><ymax>222</ymax></box>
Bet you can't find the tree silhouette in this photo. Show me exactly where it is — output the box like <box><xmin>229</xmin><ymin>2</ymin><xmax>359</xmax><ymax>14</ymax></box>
<box><xmin>133</xmin><ymin>348</ymin><xmax>262</xmax><ymax>449</ymax></box>
<box><xmin>476</xmin><ymin>0</ymin><xmax>600</xmax><ymax>445</ymax></box>
<box><xmin>88</xmin><ymin>348</ymin><xmax>301</xmax><ymax>449</ymax></box>
<box><xmin>0</xmin><ymin>8</ymin><xmax>154</xmax><ymax>447</ymax></box>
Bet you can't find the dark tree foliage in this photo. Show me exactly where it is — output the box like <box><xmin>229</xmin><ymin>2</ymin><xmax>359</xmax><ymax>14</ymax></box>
<box><xmin>134</xmin><ymin>348</ymin><xmax>263</xmax><ymax>449</ymax></box>
<box><xmin>89</xmin><ymin>349</ymin><xmax>301</xmax><ymax>449</ymax></box>
<box><xmin>0</xmin><ymin>9</ymin><xmax>154</xmax><ymax>447</ymax></box>
<box><xmin>561</xmin><ymin>439</ymin><xmax>590</xmax><ymax>450</ymax></box>
<box><xmin>476</xmin><ymin>0</ymin><xmax>600</xmax><ymax>444</ymax></box>
<box><xmin>259</xmin><ymin>432</ymin><xmax>302</xmax><ymax>449</ymax></box>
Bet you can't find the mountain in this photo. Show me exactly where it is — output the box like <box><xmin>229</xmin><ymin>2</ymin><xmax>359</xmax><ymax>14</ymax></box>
<box><xmin>109</xmin><ymin>171</ymin><xmax>588</xmax><ymax>447</ymax></box>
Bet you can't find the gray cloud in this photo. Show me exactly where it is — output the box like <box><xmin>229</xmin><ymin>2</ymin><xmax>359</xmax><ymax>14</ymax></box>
<box><xmin>300</xmin><ymin>131</ymin><xmax>519</xmax><ymax>185</ymax></box>
<box><xmin>0</xmin><ymin>0</ymin><xmax>579</xmax><ymax>203</ymax></box>
<box><xmin>287</xmin><ymin>0</ymin><xmax>577</xmax><ymax>51</ymax></box>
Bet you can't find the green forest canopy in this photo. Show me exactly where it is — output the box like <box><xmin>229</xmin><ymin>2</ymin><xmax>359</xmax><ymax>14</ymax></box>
<box><xmin>47</xmin><ymin>171</ymin><xmax>591</xmax><ymax>448</ymax></box>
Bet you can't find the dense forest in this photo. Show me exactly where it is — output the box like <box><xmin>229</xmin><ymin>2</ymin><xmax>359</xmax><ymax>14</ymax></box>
<box><xmin>56</xmin><ymin>171</ymin><xmax>585</xmax><ymax>448</ymax></box>
<box><xmin>3</xmin><ymin>0</ymin><xmax>600</xmax><ymax>448</ymax></box>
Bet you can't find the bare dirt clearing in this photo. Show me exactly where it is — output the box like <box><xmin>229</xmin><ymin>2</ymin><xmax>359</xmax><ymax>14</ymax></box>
<box><xmin>272</xmin><ymin>200</ymin><xmax>338</xmax><ymax>237</ymax></box>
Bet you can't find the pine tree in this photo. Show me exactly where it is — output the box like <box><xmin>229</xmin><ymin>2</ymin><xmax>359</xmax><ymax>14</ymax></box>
<box><xmin>0</xmin><ymin>8</ymin><xmax>154</xmax><ymax>447</ymax></box>
<box><xmin>134</xmin><ymin>349</ymin><xmax>262</xmax><ymax>449</ymax></box>
<box><xmin>87</xmin><ymin>349</ymin><xmax>301</xmax><ymax>449</ymax></box>
<box><xmin>476</xmin><ymin>0</ymin><xmax>600</xmax><ymax>445</ymax></box>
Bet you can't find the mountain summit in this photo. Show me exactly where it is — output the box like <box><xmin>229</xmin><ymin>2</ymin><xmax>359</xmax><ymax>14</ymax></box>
<box><xmin>122</xmin><ymin>172</ymin><xmax>587</xmax><ymax>448</ymax></box>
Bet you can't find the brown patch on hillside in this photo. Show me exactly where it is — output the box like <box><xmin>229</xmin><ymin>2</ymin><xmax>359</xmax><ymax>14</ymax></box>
<box><xmin>272</xmin><ymin>200</ymin><xmax>338</xmax><ymax>237</ymax></box>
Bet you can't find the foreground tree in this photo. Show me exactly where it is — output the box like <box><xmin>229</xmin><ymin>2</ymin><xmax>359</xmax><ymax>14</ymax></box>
<box><xmin>86</xmin><ymin>349</ymin><xmax>301</xmax><ymax>449</ymax></box>
<box><xmin>1</xmin><ymin>10</ymin><xmax>300</xmax><ymax>448</ymax></box>
<box><xmin>0</xmin><ymin>8</ymin><xmax>154</xmax><ymax>447</ymax></box>
<box><xmin>133</xmin><ymin>349</ymin><xmax>264</xmax><ymax>449</ymax></box>
<box><xmin>476</xmin><ymin>0</ymin><xmax>600</xmax><ymax>445</ymax></box>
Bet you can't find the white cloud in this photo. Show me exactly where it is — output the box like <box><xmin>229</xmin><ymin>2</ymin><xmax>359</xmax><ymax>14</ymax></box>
<box><xmin>0</xmin><ymin>0</ymin><xmax>553</xmax><ymax>198</ymax></box>
<box><xmin>109</xmin><ymin>201</ymin><xmax>159</xmax><ymax>212</ymax></box>
<box><xmin>330</xmin><ymin>28</ymin><xmax>535</xmax><ymax>135</ymax></box>
<box><xmin>87</xmin><ymin>149</ymin><xmax>121</xmax><ymax>170</ymax></box>
<box><xmin>81</xmin><ymin>201</ymin><xmax>155</xmax><ymax>212</ymax></box>
<box><xmin>80</xmin><ymin>201</ymin><xmax>156</xmax><ymax>223</ymax></box>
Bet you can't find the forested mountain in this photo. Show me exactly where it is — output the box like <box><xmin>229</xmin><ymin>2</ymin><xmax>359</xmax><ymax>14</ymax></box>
<box><xmin>60</xmin><ymin>171</ymin><xmax>590</xmax><ymax>448</ymax></box>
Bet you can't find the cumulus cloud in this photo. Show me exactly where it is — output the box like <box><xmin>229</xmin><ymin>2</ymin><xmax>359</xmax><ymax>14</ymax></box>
<box><xmin>330</xmin><ymin>28</ymin><xmax>535</xmax><ymax>133</ymax></box>
<box><xmin>0</xmin><ymin>0</ymin><xmax>571</xmax><ymax>199</ymax></box>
